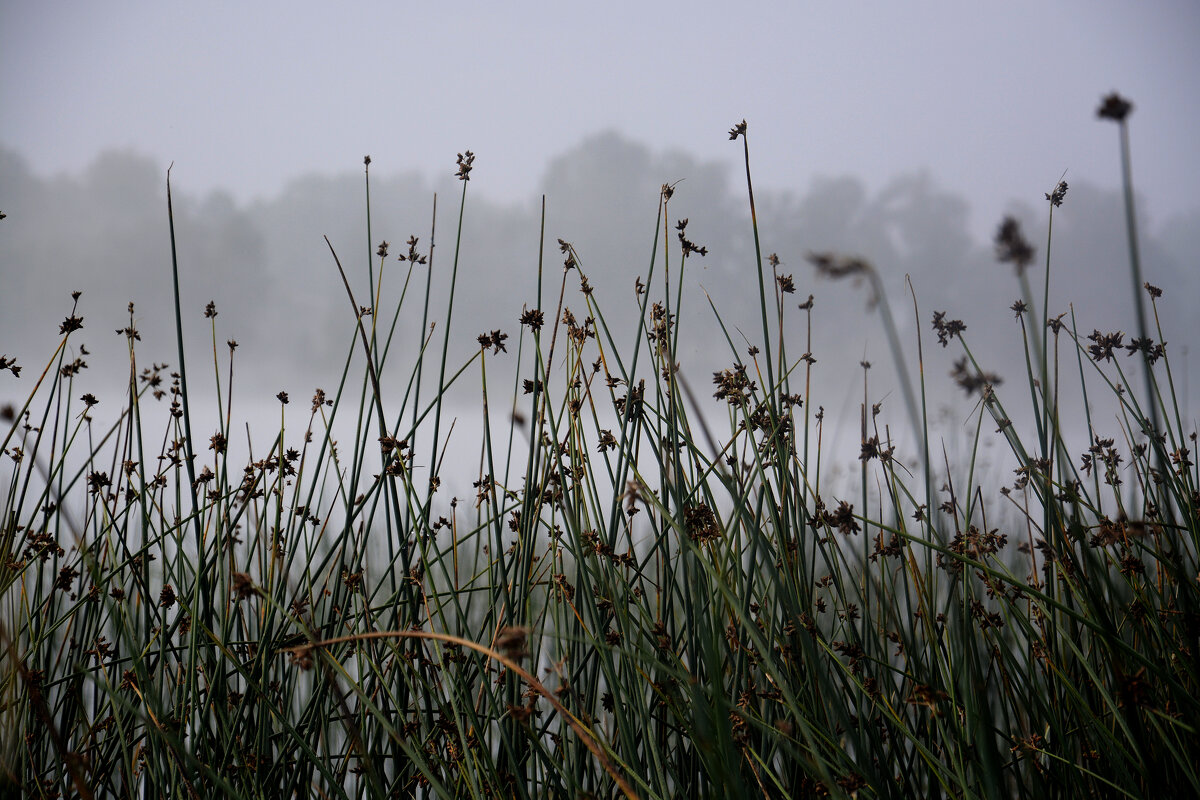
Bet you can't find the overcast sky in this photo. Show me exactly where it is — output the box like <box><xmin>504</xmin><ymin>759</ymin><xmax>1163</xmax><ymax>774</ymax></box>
<box><xmin>3</xmin><ymin>1</ymin><xmax>1198</xmax><ymax>238</ymax></box>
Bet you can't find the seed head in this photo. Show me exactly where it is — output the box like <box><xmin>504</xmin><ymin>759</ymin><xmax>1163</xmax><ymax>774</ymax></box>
<box><xmin>477</xmin><ymin>329</ymin><xmax>508</xmax><ymax>355</ymax></box>
<box><xmin>807</xmin><ymin>252</ymin><xmax>871</xmax><ymax>280</ymax></box>
<box><xmin>994</xmin><ymin>217</ymin><xmax>1035</xmax><ymax>274</ymax></box>
<box><xmin>932</xmin><ymin>311</ymin><xmax>966</xmax><ymax>347</ymax></box>
<box><xmin>519</xmin><ymin>305</ymin><xmax>544</xmax><ymax>332</ymax></box>
<box><xmin>1045</xmin><ymin>181</ymin><xmax>1068</xmax><ymax>208</ymax></box>
<box><xmin>1087</xmin><ymin>329</ymin><xmax>1124</xmax><ymax>363</ymax></box>
<box><xmin>455</xmin><ymin>151</ymin><xmax>475</xmax><ymax>181</ymax></box>
<box><xmin>676</xmin><ymin>219</ymin><xmax>708</xmax><ymax>258</ymax></box>
<box><xmin>231</xmin><ymin>572</ymin><xmax>256</xmax><ymax>600</ymax></box>
<box><xmin>951</xmin><ymin>358</ymin><xmax>1002</xmax><ymax>397</ymax></box>
<box><xmin>684</xmin><ymin>504</ymin><xmax>721</xmax><ymax>543</ymax></box>
<box><xmin>398</xmin><ymin>236</ymin><xmax>427</xmax><ymax>265</ymax></box>
<box><xmin>1097</xmin><ymin>92</ymin><xmax>1132</xmax><ymax>122</ymax></box>
<box><xmin>559</xmin><ymin>239</ymin><xmax>578</xmax><ymax>270</ymax></box>
<box><xmin>494</xmin><ymin>626</ymin><xmax>530</xmax><ymax>662</ymax></box>
<box><xmin>807</xmin><ymin>252</ymin><xmax>877</xmax><ymax>306</ymax></box>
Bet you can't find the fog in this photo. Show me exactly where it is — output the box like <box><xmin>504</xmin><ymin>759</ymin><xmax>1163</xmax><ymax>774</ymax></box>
<box><xmin>4</xmin><ymin>1</ymin><xmax>1196</xmax><ymax>499</ymax></box>
<box><xmin>6</xmin><ymin>3</ymin><xmax>1199</xmax><ymax>243</ymax></box>
<box><xmin>2</xmin><ymin>136</ymin><xmax>1197</xmax><ymax>490</ymax></box>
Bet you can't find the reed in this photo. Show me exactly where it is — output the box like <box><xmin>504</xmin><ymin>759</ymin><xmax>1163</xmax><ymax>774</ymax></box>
<box><xmin>2</xmin><ymin>105</ymin><xmax>1196</xmax><ymax>799</ymax></box>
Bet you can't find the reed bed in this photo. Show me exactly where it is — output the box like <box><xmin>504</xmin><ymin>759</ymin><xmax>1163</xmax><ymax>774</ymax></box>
<box><xmin>2</xmin><ymin>99</ymin><xmax>1197</xmax><ymax>798</ymax></box>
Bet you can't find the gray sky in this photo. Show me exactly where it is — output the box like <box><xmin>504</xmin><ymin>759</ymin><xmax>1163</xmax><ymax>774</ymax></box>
<box><xmin>3</xmin><ymin>1</ymin><xmax>1198</xmax><ymax>238</ymax></box>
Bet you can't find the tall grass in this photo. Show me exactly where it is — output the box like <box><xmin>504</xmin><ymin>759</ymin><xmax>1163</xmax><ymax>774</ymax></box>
<box><xmin>2</xmin><ymin>106</ymin><xmax>1197</xmax><ymax>799</ymax></box>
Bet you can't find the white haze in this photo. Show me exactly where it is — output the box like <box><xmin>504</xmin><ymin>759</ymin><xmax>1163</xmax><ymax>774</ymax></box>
<box><xmin>1</xmin><ymin>135</ymin><xmax>1197</xmax><ymax>497</ymax></box>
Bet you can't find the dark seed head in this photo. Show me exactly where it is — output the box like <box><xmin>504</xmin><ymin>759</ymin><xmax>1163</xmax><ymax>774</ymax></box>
<box><xmin>1097</xmin><ymin>92</ymin><xmax>1132</xmax><ymax>122</ymax></box>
